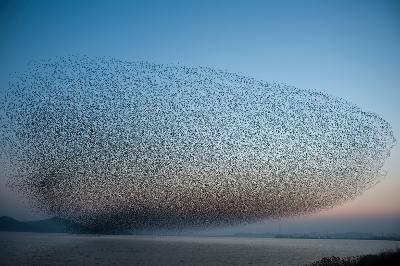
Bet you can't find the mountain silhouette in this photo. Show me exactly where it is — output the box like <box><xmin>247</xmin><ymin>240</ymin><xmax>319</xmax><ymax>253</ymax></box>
<box><xmin>0</xmin><ymin>216</ymin><xmax>90</xmax><ymax>233</ymax></box>
<box><xmin>0</xmin><ymin>216</ymin><xmax>36</xmax><ymax>232</ymax></box>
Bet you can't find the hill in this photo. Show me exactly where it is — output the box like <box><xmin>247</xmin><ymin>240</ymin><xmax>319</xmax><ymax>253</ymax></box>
<box><xmin>0</xmin><ymin>216</ymin><xmax>83</xmax><ymax>233</ymax></box>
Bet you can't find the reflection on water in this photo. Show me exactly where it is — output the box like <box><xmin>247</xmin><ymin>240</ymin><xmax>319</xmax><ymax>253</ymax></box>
<box><xmin>1</xmin><ymin>232</ymin><xmax>399</xmax><ymax>266</ymax></box>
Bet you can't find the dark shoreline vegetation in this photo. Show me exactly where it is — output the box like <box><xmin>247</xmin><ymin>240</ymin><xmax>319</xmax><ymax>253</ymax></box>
<box><xmin>1</xmin><ymin>216</ymin><xmax>399</xmax><ymax>241</ymax></box>
<box><xmin>308</xmin><ymin>249</ymin><xmax>400</xmax><ymax>266</ymax></box>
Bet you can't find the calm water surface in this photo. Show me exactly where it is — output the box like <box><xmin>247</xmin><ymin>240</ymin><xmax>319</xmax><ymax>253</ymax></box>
<box><xmin>0</xmin><ymin>232</ymin><xmax>399</xmax><ymax>266</ymax></box>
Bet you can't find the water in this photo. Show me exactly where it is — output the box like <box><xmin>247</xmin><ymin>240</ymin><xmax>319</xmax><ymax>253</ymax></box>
<box><xmin>1</xmin><ymin>232</ymin><xmax>399</xmax><ymax>266</ymax></box>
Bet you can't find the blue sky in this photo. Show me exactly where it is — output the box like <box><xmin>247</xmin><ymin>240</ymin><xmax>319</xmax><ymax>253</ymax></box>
<box><xmin>1</xmin><ymin>0</ymin><xmax>399</xmax><ymax>233</ymax></box>
<box><xmin>1</xmin><ymin>0</ymin><xmax>399</xmax><ymax>123</ymax></box>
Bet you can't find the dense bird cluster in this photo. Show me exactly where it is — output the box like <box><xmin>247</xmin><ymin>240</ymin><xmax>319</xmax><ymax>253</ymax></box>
<box><xmin>1</xmin><ymin>56</ymin><xmax>395</xmax><ymax>232</ymax></box>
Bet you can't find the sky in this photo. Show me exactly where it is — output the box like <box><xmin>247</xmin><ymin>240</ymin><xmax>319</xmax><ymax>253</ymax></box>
<box><xmin>0</xmin><ymin>0</ymin><xmax>399</xmax><ymax>234</ymax></box>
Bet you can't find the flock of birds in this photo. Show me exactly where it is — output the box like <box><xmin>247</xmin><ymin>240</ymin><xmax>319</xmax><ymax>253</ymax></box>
<box><xmin>1</xmin><ymin>56</ymin><xmax>395</xmax><ymax>232</ymax></box>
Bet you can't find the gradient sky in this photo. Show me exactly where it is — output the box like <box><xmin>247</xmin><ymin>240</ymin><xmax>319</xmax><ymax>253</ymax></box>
<box><xmin>1</xmin><ymin>0</ymin><xmax>399</xmax><ymax>234</ymax></box>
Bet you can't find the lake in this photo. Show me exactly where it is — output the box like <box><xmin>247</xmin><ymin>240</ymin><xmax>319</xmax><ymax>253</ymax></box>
<box><xmin>0</xmin><ymin>232</ymin><xmax>399</xmax><ymax>265</ymax></box>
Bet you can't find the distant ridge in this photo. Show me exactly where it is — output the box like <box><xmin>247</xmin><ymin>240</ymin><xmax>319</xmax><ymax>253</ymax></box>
<box><xmin>0</xmin><ymin>216</ymin><xmax>36</xmax><ymax>232</ymax></box>
<box><xmin>1</xmin><ymin>216</ymin><xmax>399</xmax><ymax>240</ymax></box>
<box><xmin>227</xmin><ymin>231</ymin><xmax>400</xmax><ymax>241</ymax></box>
<box><xmin>0</xmin><ymin>216</ymin><xmax>90</xmax><ymax>233</ymax></box>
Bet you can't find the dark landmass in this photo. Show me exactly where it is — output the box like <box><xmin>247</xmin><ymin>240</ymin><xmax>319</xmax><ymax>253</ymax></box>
<box><xmin>1</xmin><ymin>216</ymin><xmax>399</xmax><ymax>241</ymax></box>
<box><xmin>0</xmin><ymin>216</ymin><xmax>37</xmax><ymax>232</ymax></box>
<box><xmin>0</xmin><ymin>216</ymin><xmax>92</xmax><ymax>234</ymax></box>
<box><xmin>274</xmin><ymin>232</ymin><xmax>400</xmax><ymax>241</ymax></box>
<box><xmin>229</xmin><ymin>231</ymin><xmax>400</xmax><ymax>241</ymax></box>
<box><xmin>308</xmin><ymin>249</ymin><xmax>400</xmax><ymax>266</ymax></box>
<box><xmin>230</xmin><ymin>232</ymin><xmax>275</xmax><ymax>238</ymax></box>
